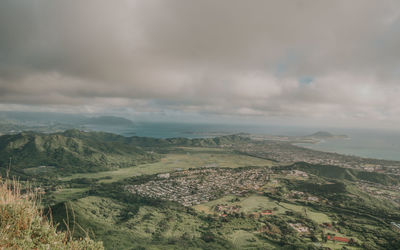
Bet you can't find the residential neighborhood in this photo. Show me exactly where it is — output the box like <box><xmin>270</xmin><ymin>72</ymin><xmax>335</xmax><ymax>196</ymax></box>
<box><xmin>125</xmin><ymin>167</ymin><xmax>271</xmax><ymax>206</ymax></box>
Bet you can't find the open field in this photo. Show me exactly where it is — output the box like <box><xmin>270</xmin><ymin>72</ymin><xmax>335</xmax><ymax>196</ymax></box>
<box><xmin>228</xmin><ymin>230</ymin><xmax>276</xmax><ymax>249</ymax></box>
<box><xmin>194</xmin><ymin>194</ymin><xmax>332</xmax><ymax>224</ymax></box>
<box><xmin>61</xmin><ymin>147</ymin><xmax>276</xmax><ymax>183</ymax></box>
<box><xmin>322</xmin><ymin>241</ymin><xmax>360</xmax><ymax>250</ymax></box>
<box><xmin>51</xmin><ymin>187</ymin><xmax>89</xmax><ymax>204</ymax></box>
<box><xmin>23</xmin><ymin>166</ymin><xmax>56</xmax><ymax>175</ymax></box>
<box><xmin>194</xmin><ymin>195</ymin><xmax>280</xmax><ymax>214</ymax></box>
<box><xmin>277</xmin><ymin>202</ymin><xmax>331</xmax><ymax>224</ymax></box>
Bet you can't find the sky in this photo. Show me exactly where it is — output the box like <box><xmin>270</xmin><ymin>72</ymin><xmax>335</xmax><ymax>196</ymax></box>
<box><xmin>1</xmin><ymin>0</ymin><xmax>400</xmax><ymax>129</ymax></box>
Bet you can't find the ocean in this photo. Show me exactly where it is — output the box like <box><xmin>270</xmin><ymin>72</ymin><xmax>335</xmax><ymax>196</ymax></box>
<box><xmin>85</xmin><ymin>122</ymin><xmax>400</xmax><ymax>161</ymax></box>
<box><xmin>295</xmin><ymin>128</ymin><xmax>400</xmax><ymax>161</ymax></box>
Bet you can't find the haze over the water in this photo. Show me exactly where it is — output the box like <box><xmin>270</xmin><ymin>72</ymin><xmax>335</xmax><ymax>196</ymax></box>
<box><xmin>1</xmin><ymin>0</ymin><xmax>400</xmax><ymax>130</ymax></box>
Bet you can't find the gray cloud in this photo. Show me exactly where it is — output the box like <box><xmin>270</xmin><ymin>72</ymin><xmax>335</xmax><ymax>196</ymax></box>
<box><xmin>1</xmin><ymin>0</ymin><xmax>400</xmax><ymax>126</ymax></box>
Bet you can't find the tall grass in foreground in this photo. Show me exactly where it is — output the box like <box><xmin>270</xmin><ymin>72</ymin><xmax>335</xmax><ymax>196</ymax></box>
<box><xmin>0</xmin><ymin>177</ymin><xmax>103</xmax><ymax>249</ymax></box>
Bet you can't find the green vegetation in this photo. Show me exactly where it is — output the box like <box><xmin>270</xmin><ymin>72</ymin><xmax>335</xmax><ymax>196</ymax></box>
<box><xmin>292</xmin><ymin>162</ymin><xmax>400</xmax><ymax>185</ymax></box>
<box><xmin>50</xmin><ymin>193</ymin><xmax>234</xmax><ymax>250</ymax></box>
<box><xmin>62</xmin><ymin>147</ymin><xmax>275</xmax><ymax>183</ymax></box>
<box><xmin>0</xmin><ymin>130</ymin><xmax>255</xmax><ymax>177</ymax></box>
<box><xmin>194</xmin><ymin>194</ymin><xmax>331</xmax><ymax>224</ymax></box>
<box><xmin>0</xmin><ymin>177</ymin><xmax>103</xmax><ymax>249</ymax></box>
<box><xmin>0</xmin><ymin>130</ymin><xmax>159</xmax><ymax>175</ymax></box>
<box><xmin>2</xmin><ymin>129</ymin><xmax>400</xmax><ymax>249</ymax></box>
<box><xmin>47</xmin><ymin>164</ymin><xmax>400</xmax><ymax>249</ymax></box>
<box><xmin>194</xmin><ymin>195</ymin><xmax>278</xmax><ymax>214</ymax></box>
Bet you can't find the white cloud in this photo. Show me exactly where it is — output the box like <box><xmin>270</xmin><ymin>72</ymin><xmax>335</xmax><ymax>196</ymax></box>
<box><xmin>1</xmin><ymin>0</ymin><xmax>400</xmax><ymax>128</ymax></box>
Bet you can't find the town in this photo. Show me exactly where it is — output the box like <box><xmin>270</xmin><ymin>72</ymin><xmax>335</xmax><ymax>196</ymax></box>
<box><xmin>125</xmin><ymin>167</ymin><xmax>271</xmax><ymax>206</ymax></box>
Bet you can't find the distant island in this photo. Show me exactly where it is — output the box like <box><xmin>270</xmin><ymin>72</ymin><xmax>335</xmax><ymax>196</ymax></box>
<box><xmin>306</xmin><ymin>131</ymin><xmax>349</xmax><ymax>139</ymax></box>
<box><xmin>249</xmin><ymin>131</ymin><xmax>349</xmax><ymax>144</ymax></box>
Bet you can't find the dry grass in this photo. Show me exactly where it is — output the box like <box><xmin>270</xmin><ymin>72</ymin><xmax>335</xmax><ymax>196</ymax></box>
<box><xmin>0</xmin><ymin>176</ymin><xmax>103</xmax><ymax>249</ymax></box>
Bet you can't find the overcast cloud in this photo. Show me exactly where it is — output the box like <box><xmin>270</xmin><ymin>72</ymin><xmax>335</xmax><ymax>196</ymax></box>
<box><xmin>1</xmin><ymin>0</ymin><xmax>400</xmax><ymax>127</ymax></box>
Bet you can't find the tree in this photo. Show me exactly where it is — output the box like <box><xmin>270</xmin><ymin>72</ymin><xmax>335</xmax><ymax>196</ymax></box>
<box><xmin>348</xmin><ymin>238</ymin><xmax>358</xmax><ymax>246</ymax></box>
<box><xmin>310</xmin><ymin>233</ymin><xmax>318</xmax><ymax>242</ymax></box>
<box><xmin>321</xmin><ymin>232</ymin><xmax>327</xmax><ymax>243</ymax></box>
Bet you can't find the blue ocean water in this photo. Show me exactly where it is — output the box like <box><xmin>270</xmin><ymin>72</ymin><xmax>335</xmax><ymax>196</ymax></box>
<box><xmin>86</xmin><ymin>122</ymin><xmax>400</xmax><ymax>161</ymax></box>
<box><xmin>296</xmin><ymin>128</ymin><xmax>400</xmax><ymax>161</ymax></box>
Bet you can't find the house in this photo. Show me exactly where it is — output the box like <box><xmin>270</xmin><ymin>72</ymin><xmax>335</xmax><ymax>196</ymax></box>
<box><xmin>216</xmin><ymin>205</ymin><xmax>224</xmax><ymax>211</ymax></box>
<box><xmin>321</xmin><ymin>222</ymin><xmax>332</xmax><ymax>229</ymax></box>
<box><xmin>391</xmin><ymin>222</ymin><xmax>400</xmax><ymax>233</ymax></box>
<box><xmin>290</xmin><ymin>170</ymin><xmax>308</xmax><ymax>178</ymax></box>
<box><xmin>157</xmin><ymin>173</ymin><xmax>170</xmax><ymax>179</ymax></box>
<box><xmin>327</xmin><ymin>235</ymin><xmax>350</xmax><ymax>243</ymax></box>
<box><xmin>307</xmin><ymin>196</ymin><xmax>319</xmax><ymax>202</ymax></box>
<box><xmin>289</xmin><ymin>223</ymin><xmax>309</xmax><ymax>233</ymax></box>
<box><xmin>261</xmin><ymin>210</ymin><xmax>273</xmax><ymax>215</ymax></box>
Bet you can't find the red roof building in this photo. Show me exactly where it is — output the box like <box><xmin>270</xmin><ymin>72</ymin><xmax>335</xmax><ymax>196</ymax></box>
<box><xmin>261</xmin><ymin>210</ymin><xmax>273</xmax><ymax>215</ymax></box>
<box><xmin>327</xmin><ymin>235</ymin><xmax>350</xmax><ymax>243</ymax></box>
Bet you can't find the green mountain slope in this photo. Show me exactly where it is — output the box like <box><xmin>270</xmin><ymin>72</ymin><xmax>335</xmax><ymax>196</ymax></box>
<box><xmin>292</xmin><ymin>162</ymin><xmax>400</xmax><ymax>185</ymax></box>
<box><xmin>0</xmin><ymin>130</ymin><xmax>250</xmax><ymax>176</ymax></box>
<box><xmin>0</xmin><ymin>130</ymin><xmax>160</xmax><ymax>175</ymax></box>
<box><xmin>50</xmin><ymin>194</ymin><xmax>234</xmax><ymax>250</ymax></box>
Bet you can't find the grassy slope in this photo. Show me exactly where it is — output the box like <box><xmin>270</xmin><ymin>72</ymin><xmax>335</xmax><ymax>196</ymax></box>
<box><xmin>51</xmin><ymin>196</ymin><xmax>234</xmax><ymax>250</ymax></box>
<box><xmin>293</xmin><ymin>162</ymin><xmax>400</xmax><ymax>185</ymax></box>
<box><xmin>0</xmin><ymin>130</ymin><xmax>159</xmax><ymax>175</ymax></box>
<box><xmin>194</xmin><ymin>194</ymin><xmax>331</xmax><ymax>224</ymax></box>
<box><xmin>0</xmin><ymin>178</ymin><xmax>103</xmax><ymax>249</ymax></box>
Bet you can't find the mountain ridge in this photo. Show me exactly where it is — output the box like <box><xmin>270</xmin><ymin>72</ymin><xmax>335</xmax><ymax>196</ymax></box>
<box><xmin>0</xmin><ymin>130</ymin><xmax>250</xmax><ymax>175</ymax></box>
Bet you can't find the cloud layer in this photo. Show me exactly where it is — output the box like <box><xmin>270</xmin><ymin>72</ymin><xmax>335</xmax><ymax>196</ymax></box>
<box><xmin>1</xmin><ymin>0</ymin><xmax>400</xmax><ymax>126</ymax></box>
